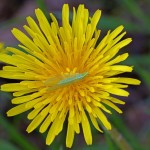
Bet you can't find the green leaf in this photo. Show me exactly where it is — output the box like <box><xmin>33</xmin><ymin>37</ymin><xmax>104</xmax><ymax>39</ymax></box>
<box><xmin>116</xmin><ymin>0</ymin><xmax>150</xmax><ymax>32</ymax></box>
<box><xmin>98</xmin><ymin>15</ymin><xmax>146</xmax><ymax>33</ymax></box>
<box><xmin>81</xmin><ymin>143</ymin><xmax>108</xmax><ymax>150</ymax></box>
<box><xmin>105</xmin><ymin>126</ymin><xmax>133</xmax><ymax>150</ymax></box>
<box><xmin>109</xmin><ymin>112</ymin><xmax>143</xmax><ymax>150</ymax></box>
<box><xmin>104</xmin><ymin>131</ymin><xmax>119</xmax><ymax>150</ymax></box>
<box><xmin>0</xmin><ymin>115</ymin><xmax>39</xmax><ymax>150</ymax></box>
<box><xmin>0</xmin><ymin>139</ymin><xmax>19</xmax><ymax>150</ymax></box>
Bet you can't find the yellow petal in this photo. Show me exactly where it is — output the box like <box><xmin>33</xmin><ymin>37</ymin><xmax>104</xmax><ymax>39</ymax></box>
<box><xmin>46</xmin><ymin>116</ymin><xmax>61</xmax><ymax>145</ymax></box>
<box><xmin>94</xmin><ymin>107</ymin><xmax>111</xmax><ymax>130</ymax></box>
<box><xmin>106</xmin><ymin>53</ymin><xmax>129</xmax><ymax>66</ymax></box>
<box><xmin>112</xmin><ymin>77</ymin><xmax>141</xmax><ymax>85</ymax></box>
<box><xmin>108</xmin><ymin>97</ymin><xmax>125</xmax><ymax>104</ymax></box>
<box><xmin>7</xmin><ymin>103</ymin><xmax>31</xmax><ymax>116</ymax></box>
<box><xmin>1</xmin><ymin>83</ymin><xmax>28</xmax><ymax>92</ymax></box>
<box><xmin>12</xmin><ymin>28</ymin><xmax>41</xmax><ymax>53</ymax></box>
<box><xmin>26</xmin><ymin>105</ymin><xmax>50</xmax><ymax>133</ymax></box>
<box><xmin>111</xmin><ymin>65</ymin><xmax>133</xmax><ymax>72</ymax></box>
<box><xmin>66</xmin><ymin>124</ymin><xmax>75</xmax><ymax>148</ymax></box>
<box><xmin>102</xmin><ymin>100</ymin><xmax>123</xmax><ymax>113</ymax></box>
<box><xmin>107</xmin><ymin>25</ymin><xmax>124</xmax><ymax>43</ymax></box>
<box><xmin>27</xmin><ymin>106</ymin><xmax>44</xmax><ymax>120</ymax></box>
<box><xmin>13</xmin><ymin>89</ymin><xmax>37</xmax><ymax>97</ymax></box>
<box><xmin>39</xmin><ymin>114</ymin><xmax>52</xmax><ymax>133</ymax></box>
<box><xmin>106</xmin><ymin>88</ymin><xmax>129</xmax><ymax>97</ymax></box>
<box><xmin>81</xmin><ymin>110</ymin><xmax>92</xmax><ymax>145</ymax></box>
<box><xmin>89</xmin><ymin>113</ymin><xmax>103</xmax><ymax>132</ymax></box>
<box><xmin>35</xmin><ymin>8</ymin><xmax>52</xmax><ymax>40</ymax></box>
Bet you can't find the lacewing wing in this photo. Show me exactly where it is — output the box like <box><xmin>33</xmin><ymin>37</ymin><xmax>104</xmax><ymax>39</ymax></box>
<box><xmin>45</xmin><ymin>72</ymin><xmax>88</xmax><ymax>90</ymax></box>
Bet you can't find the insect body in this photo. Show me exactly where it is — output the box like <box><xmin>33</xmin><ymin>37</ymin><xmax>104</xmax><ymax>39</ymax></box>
<box><xmin>45</xmin><ymin>72</ymin><xmax>88</xmax><ymax>90</ymax></box>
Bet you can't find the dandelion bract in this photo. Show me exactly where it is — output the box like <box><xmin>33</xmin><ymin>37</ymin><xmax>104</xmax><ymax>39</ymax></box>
<box><xmin>0</xmin><ymin>4</ymin><xmax>140</xmax><ymax>148</ymax></box>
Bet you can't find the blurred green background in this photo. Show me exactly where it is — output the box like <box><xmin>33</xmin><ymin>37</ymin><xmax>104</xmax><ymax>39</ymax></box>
<box><xmin>0</xmin><ymin>0</ymin><xmax>150</xmax><ymax>150</ymax></box>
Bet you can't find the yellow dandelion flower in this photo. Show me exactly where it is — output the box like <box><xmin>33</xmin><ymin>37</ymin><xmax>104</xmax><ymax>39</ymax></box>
<box><xmin>0</xmin><ymin>4</ymin><xmax>140</xmax><ymax>148</ymax></box>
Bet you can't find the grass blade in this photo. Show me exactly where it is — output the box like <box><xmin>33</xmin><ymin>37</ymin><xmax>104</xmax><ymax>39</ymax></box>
<box><xmin>110</xmin><ymin>112</ymin><xmax>143</xmax><ymax>150</ymax></box>
<box><xmin>116</xmin><ymin>0</ymin><xmax>150</xmax><ymax>31</ymax></box>
<box><xmin>0</xmin><ymin>115</ymin><xmax>39</xmax><ymax>150</ymax></box>
<box><xmin>105</xmin><ymin>126</ymin><xmax>133</xmax><ymax>150</ymax></box>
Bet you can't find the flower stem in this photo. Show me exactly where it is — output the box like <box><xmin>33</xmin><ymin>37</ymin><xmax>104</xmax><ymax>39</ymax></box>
<box><xmin>105</xmin><ymin>125</ymin><xmax>133</xmax><ymax>150</ymax></box>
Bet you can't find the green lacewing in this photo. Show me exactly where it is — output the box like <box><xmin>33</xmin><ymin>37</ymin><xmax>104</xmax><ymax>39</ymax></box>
<box><xmin>45</xmin><ymin>72</ymin><xmax>88</xmax><ymax>90</ymax></box>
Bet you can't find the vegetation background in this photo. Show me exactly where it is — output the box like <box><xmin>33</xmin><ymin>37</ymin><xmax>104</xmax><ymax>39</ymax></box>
<box><xmin>0</xmin><ymin>0</ymin><xmax>150</xmax><ymax>150</ymax></box>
